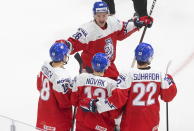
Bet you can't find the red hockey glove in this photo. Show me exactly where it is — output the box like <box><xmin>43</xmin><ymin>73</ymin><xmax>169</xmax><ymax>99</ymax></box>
<box><xmin>134</xmin><ymin>16</ymin><xmax>153</xmax><ymax>28</ymax></box>
<box><xmin>55</xmin><ymin>39</ymin><xmax>66</xmax><ymax>44</ymax></box>
<box><xmin>55</xmin><ymin>39</ymin><xmax>72</xmax><ymax>53</ymax></box>
<box><xmin>80</xmin><ymin>98</ymin><xmax>98</xmax><ymax>112</ymax></box>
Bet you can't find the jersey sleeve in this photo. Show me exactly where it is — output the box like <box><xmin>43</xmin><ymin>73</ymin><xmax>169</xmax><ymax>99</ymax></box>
<box><xmin>96</xmin><ymin>73</ymin><xmax>131</xmax><ymax>113</ymax></box>
<box><xmin>52</xmin><ymin>74</ymin><xmax>72</xmax><ymax>109</ymax></box>
<box><xmin>116</xmin><ymin>19</ymin><xmax>139</xmax><ymax>41</ymax></box>
<box><xmin>68</xmin><ymin>27</ymin><xmax>89</xmax><ymax>54</ymax></box>
<box><xmin>160</xmin><ymin>74</ymin><xmax>177</xmax><ymax>102</ymax></box>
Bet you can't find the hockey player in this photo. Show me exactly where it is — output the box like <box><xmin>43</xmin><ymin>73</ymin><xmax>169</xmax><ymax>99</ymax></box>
<box><xmin>36</xmin><ymin>42</ymin><xmax>73</xmax><ymax>131</ymax></box>
<box><xmin>84</xmin><ymin>43</ymin><xmax>177</xmax><ymax>131</ymax></box>
<box><xmin>56</xmin><ymin>1</ymin><xmax>153</xmax><ymax>79</ymax></box>
<box><xmin>71</xmin><ymin>53</ymin><xmax>120</xmax><ymax>131</ymax></box>
<box><xmin>102</xmin><ymin>0</ymin><xmax>148</xmax><ymax>16</ymax></box>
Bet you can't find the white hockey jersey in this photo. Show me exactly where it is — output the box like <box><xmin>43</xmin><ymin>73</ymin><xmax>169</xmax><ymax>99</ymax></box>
<box><xmin>36</xmin><ymin>61</ymin><xmax>73</xmax><ymax>131</ymax></box>
<box><xmin>68</xmin><ymin>16</ymin><xmax>138</xmax><ymax>78</ymax></box>
<box><xmin>71</xmin><ymin>73</ymin><xmax>120</xmax><ymax>130</ymax></box>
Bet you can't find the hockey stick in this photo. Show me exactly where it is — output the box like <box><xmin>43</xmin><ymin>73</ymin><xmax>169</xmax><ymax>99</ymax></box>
<box><xmin>71</xmin><ymin>106</ymin><xmax>76</xmax><ymax>131</ymax></box>
<box><xmin>74</xmin><ymin>52</ymin><xmax>83</xmax><ymax>74</ymax></box>
<box><xmin>165</xmin><ymin>60</ymin><xmax>172</xmax><ymax>79</ymax></box>
<box><xmin>166</xmin><ymin>102</ymin><xmax>169</xmax><ymax>131</ymax></box>
<box><xmin>131</xmin><ymin>0</ymin><xmax>157</xmax><ymax>68</ymax></box>
<box><xmin>74</xmin><ymin>52</ymin><xmax>93</xmax><ymax>73</ymax></box>
<box><xmin>165</xmin><ymin>60</ymin><xmax>172</xmax><ymax>131</ymax></box>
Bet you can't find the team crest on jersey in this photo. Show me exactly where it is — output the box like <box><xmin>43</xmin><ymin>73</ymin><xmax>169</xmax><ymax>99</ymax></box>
<box><xmin>104</xmin><ymin>38</ymin><xmax>114</xmax><ymax>59</ymax></box>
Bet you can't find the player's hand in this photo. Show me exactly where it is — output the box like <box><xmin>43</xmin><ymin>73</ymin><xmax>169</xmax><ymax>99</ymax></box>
<box><xmin>80</xmin><ymin>98</ymin><xmax>98</xmax><ymax>112</ymax></box>
<box><xmin>55</xmin><ymin>39</ymin><xmax>72</xmax><ymax>53</ymax></box>
<box><xmin>55</xmin><ymin>39</ymin><xmax>66</xmax><ymax>44</ymax></box>
<box><xmin>133</xmin><ymin>16</ymin><xmax>153</xmax><ymax>28</ymax></box>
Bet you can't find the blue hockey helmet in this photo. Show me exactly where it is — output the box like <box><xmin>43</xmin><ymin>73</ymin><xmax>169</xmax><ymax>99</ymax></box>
<box><xmin>49</xmin><ymin>42</ymin><xmax>69</xmax><ymax>62</ymax></box>
<box><xmin>135</xmin><ymin>42</ymin><xmax>154</xmax><ymax>62</ymax></box>
<box><xmin>93</xmin><ymin>1</ymin><xmax>109</xmax><ymax>14</ymax></box>
<box><xmin>92</xmin><ymin>53</ymin><xmax>110</xmax><ymax>72</ymax></box>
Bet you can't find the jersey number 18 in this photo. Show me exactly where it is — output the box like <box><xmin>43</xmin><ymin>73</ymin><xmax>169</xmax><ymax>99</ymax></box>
<box><xmin>40</xmin><ymin>78</ymin><xmax>50</xmax><ymax>101</ymax></box>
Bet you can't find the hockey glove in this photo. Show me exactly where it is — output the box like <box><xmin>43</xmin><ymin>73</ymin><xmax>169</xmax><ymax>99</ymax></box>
<box><xmin>80</xmin><ymin>98</ymin><xmax>98</xmax><ymax>112</ymax></box>
<box><xmin>133</xmin><ymin>16</ymin><xmax>153</xmax><ymax>28</ymax></box>
<box><xmin>55</xmin><ymin>39</ymin><xmax>72</xmax><ymax>53</ymax></box>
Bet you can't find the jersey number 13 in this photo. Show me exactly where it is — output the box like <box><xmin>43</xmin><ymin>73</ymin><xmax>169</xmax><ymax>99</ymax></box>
<box><xmin>84</xmin><ymin>87</ymin><xmax>106</xmax><ymax>99</ymax></box>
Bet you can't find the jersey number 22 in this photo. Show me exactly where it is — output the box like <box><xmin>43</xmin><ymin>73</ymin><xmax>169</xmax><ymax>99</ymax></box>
<box><xmin>132</xmin><ymin>82</ymin><xmax>157</xmax><ymax>106</ymax></box>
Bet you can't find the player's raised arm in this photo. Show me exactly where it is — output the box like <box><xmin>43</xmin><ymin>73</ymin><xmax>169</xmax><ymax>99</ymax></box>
<box><xmin>116</xmin><ymin>15</ymin><xmax>153</xmax><ymax>40</ymax></box>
